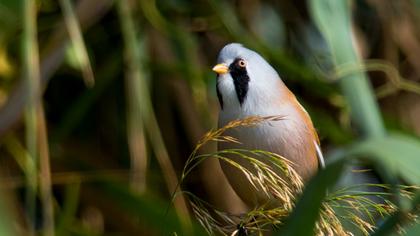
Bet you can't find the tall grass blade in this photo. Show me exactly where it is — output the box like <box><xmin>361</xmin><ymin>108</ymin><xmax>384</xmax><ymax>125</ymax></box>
<box><xmin>59</xmin><ymin>0</ymin><xmax>95</xmax><ymax>87</ymax></box>
<box><xmin>117</xmin><ymin>0</ymin><xmax>192</xmax><ymax>230</ymax></box>
<box><xmin>37</xmin><ymin>105</ymin><xmax>55</xmax><ymax>236</ymax></box>
<box><xmin>117</xmin><ymin>0</ymin><xmax>148</xmax><ymax>194</ymax></box>
<box><xmin>309</xmin><ymin>0</ymin><xmax>385</xmax><ymax>138</ymax></box>
<box><xmin>23</xmin><ymin>1</ymin><xmax>55</xmax><ymax>235</ymax></box>
<box><xmin>22</xmin><ymin>0</ymin><xmax>40</xmax><ymax>233</ymax></box>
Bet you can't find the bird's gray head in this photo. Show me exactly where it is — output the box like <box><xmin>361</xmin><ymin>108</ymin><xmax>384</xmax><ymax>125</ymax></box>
<box><xmin>213</xmin><ymin>43</ymin><xmax>282</xmax><ymax>110</ymax></box>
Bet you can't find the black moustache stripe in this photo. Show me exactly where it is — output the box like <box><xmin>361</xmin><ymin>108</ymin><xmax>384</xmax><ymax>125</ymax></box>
<box><xmin>216</xmin><ymin>80</ymin><xmax>224</xmax><ymax>110</ymax></box>
<box><xmin>229</xmin><ymin>58</ymin><xmax>250</xmax><ymax>106</ymax></box>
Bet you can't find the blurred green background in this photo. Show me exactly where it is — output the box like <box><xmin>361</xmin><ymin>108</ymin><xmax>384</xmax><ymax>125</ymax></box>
<box><xmin>0</xmin><ymin>0</ymin><xmax>420</xmax><ymax>235</ymax></box>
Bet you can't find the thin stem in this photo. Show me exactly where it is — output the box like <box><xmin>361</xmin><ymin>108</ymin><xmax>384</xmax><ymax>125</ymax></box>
<box><xmin>59</xmin><ymin>0</ymin><xmax>95</xmax><ymax>87</ymax></box>
<box><xmin>23</xmin><ymin>1</ymin><xmax>54</xmax><ymax>235</ymax></box>
<box><xmin>117</xmin><ymin>0</ymin><xmax>192</xmax><ymax>231</ymax></box>
<box><xmin>38</xmin><ymin>105</ymin><xmax>55</xmax><ymax>236</ymax></box>
<box><xmin>23</xmin><ymin>0</ymin><xmax>40</xmax><ymax>233</ymax></box>
<box><xmin>117</xmin><ymin>0</ymin><xmax>148</xmax><ymax>194</ymax></box>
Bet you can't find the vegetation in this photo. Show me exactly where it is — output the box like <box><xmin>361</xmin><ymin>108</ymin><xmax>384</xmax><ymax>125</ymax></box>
<box><xmin>181</xmin><ymin>116</ymin><xmax>416</xmax><ymax>235</ymax></box>
<box><xmin>0</xmin><ymin>0</ymin><xmax>419</xmax><ymax>235</ymax></box>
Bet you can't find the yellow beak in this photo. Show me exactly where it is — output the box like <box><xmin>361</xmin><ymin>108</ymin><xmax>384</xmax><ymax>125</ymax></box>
<box><xmin>212</xmin><ymin>63</ymin><xmax>229</xmax><ymax>74</ymax></box>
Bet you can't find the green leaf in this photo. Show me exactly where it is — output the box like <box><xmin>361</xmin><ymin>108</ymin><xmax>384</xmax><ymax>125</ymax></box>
<box><xmin>332</xmin><ymin>133</ymin><xmax>420</xmax><ymax>185</ymax></box>
<box><xmin>309</xmin><ymin>0</ymin><xmax>386</xmax><ymax>138</ymax></box>
<box><xmin>277</xmin><ymin>159</ymin><xmax>346</xmax><ymax>236</ymax></box>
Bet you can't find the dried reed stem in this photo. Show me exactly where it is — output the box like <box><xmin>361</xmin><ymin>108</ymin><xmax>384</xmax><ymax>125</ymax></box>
<box><xmin>117</xmin><ymin>0</ymin><xmax>192</xmax><ymax>230</ymax></box>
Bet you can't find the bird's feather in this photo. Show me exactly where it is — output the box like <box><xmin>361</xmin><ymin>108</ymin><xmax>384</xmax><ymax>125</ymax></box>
<box><xmin>215</xmin><ymin>43</ymin><xmax>320</xmax><ymax>207</ymax></box>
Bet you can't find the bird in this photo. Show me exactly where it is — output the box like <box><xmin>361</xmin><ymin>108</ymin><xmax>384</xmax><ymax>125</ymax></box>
<box><xmin>212</xmin><ymin>43</ymin><xmax>324</xmax><ymax>207</ymax></box>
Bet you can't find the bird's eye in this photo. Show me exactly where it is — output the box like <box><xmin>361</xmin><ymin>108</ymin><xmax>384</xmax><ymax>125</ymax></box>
<box><xmin>238</xmin><ymin>59</ymin><xmax>246</xmax><ymax>68</ymax></box>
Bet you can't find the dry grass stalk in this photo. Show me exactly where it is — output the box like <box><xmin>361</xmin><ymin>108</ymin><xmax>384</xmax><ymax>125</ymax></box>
<box><xmin>180</xmin><ymin>116</ymin><xmax>416</xmax><ymax>235</ymax></box>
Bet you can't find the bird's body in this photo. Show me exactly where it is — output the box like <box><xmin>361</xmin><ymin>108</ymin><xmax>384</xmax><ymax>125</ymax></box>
<box><xmin>214</xmin><ymin>43</ymin><xmax>321</xmax><ymax>207</ymax></box>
